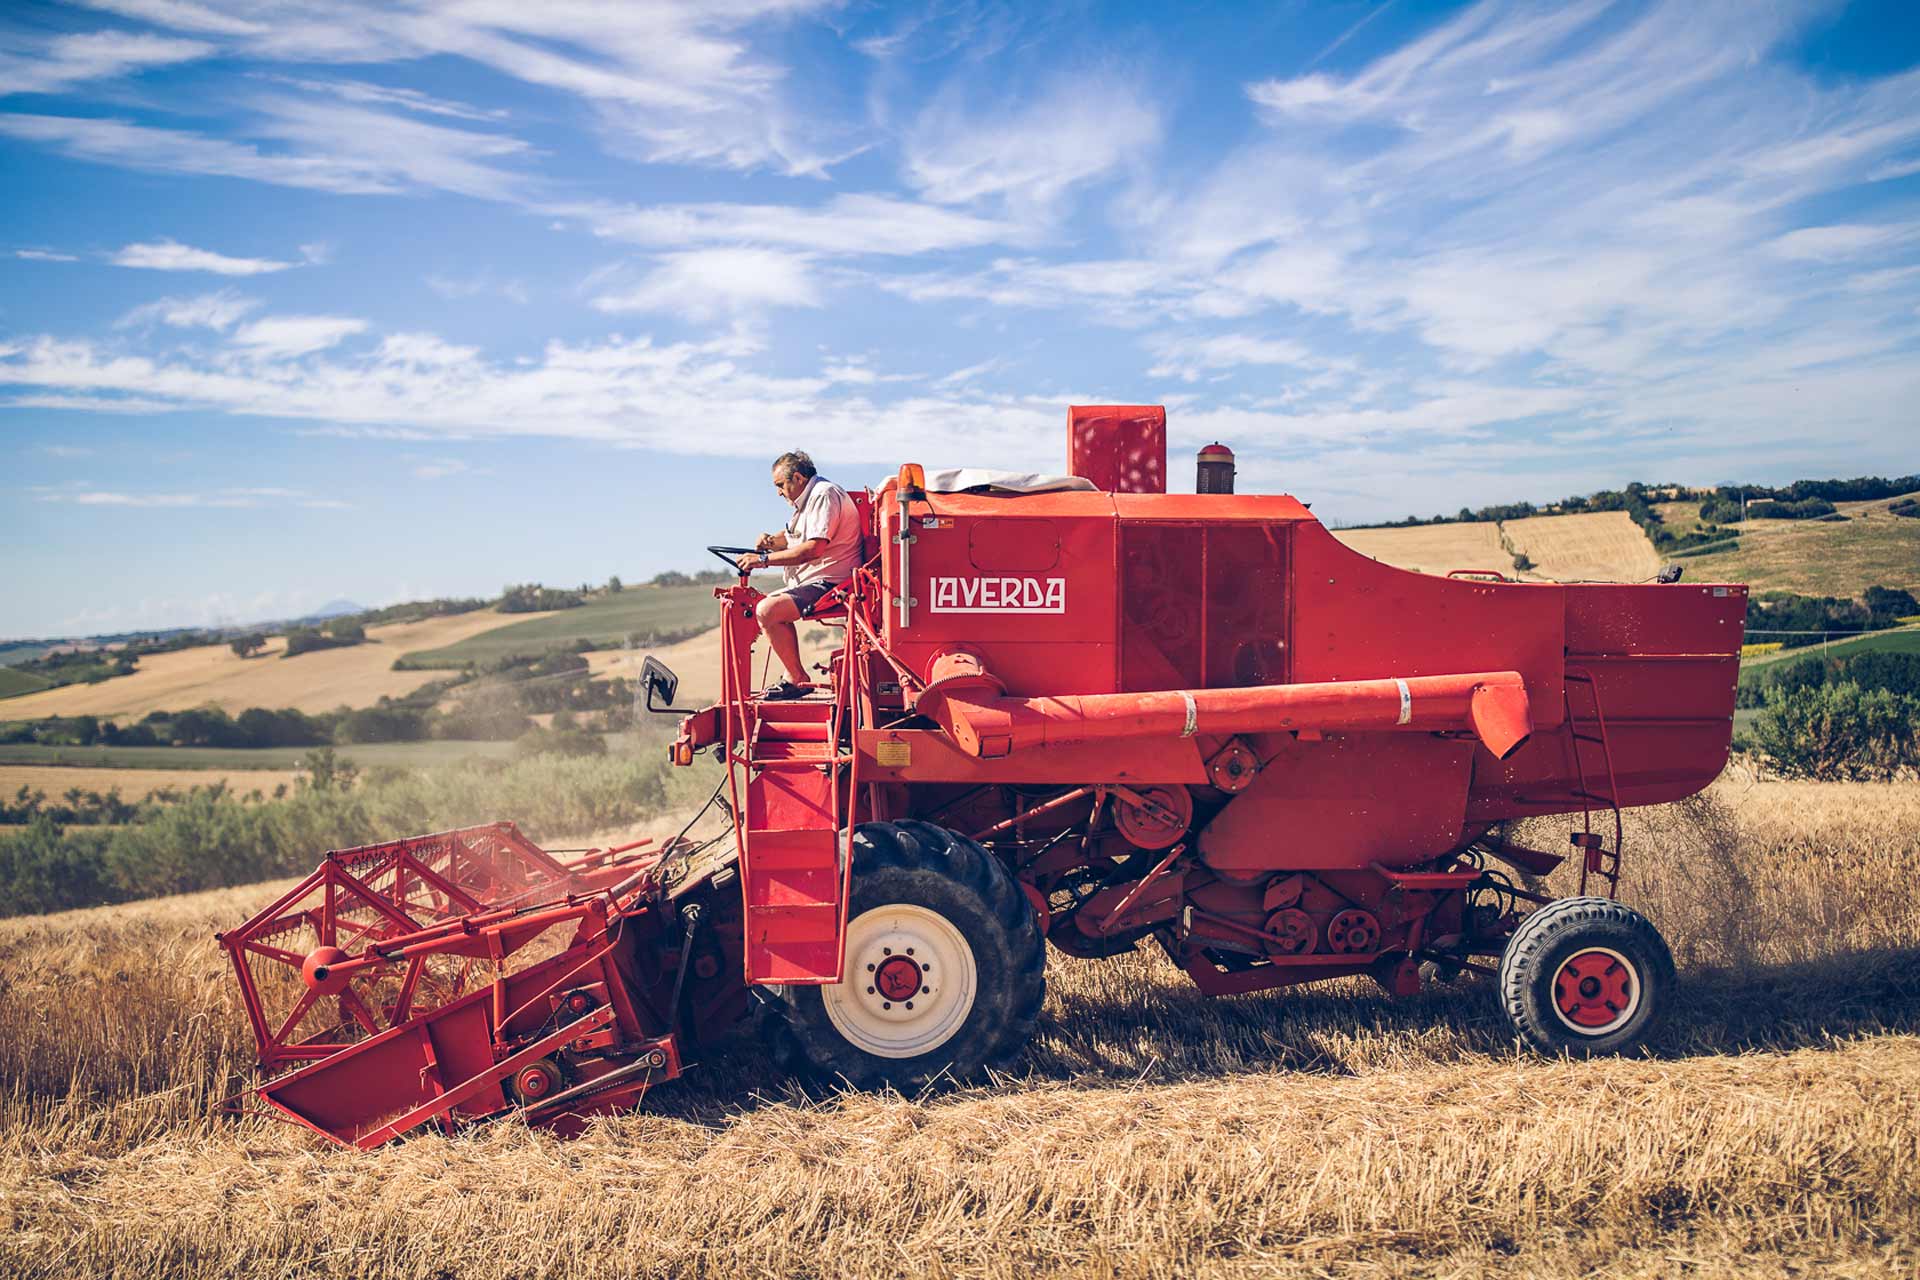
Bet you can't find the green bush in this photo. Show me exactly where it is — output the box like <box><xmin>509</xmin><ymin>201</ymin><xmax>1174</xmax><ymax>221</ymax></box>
<box><xmin>0</xmin><ymin>740</ymin><xmax>684</xmax><ymax>918</ymax></box>
<box><xmin>1747</xmin><ymin>497</ymin><xmax>1837</xmax><ymax>520</ymax></box>
<box><xmin>0</xmin><ymin>817</ymin><xmax>120</xmax><ymax>912</ymax></box>
<box><xmin>284</xmin><ymin>626</ymin><xmax>362</xmax><ymax>657</ymax></box>
<box><xmin>1750</xmin><ymin>681</ymin><xmax>1919</xmax><ymax>781</ymax></box>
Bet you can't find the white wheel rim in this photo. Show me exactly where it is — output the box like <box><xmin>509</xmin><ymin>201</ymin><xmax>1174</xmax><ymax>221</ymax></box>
<box><xmin>1548</xmin><ymin>945</ymin><xmax>1642</xmax><ymax>1036</ymax></box>
<box><xmin>821</xmin><ymin>903</ymin><xmax>978</xmax><ymax>1059</ymax></box>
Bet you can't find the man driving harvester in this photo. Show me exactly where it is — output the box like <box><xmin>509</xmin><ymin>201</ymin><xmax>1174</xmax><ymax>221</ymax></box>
<box><xmin>734</xmin><ymin>450</ymin><xmax>862</xmax><ymax>701</ymax></box>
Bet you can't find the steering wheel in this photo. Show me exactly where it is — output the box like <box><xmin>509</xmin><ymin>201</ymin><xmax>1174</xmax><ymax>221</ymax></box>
<box><xmin>707</xmin><ymin>545</ymin><xmax>760</xmax><ymax>576</ymax></box>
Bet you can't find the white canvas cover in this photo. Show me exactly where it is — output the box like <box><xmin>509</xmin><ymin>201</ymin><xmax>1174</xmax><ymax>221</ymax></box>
<box><xmin>915</xmin><ymin>468</ymin><xmax>1098</xmax><ymax>495</ymax></box>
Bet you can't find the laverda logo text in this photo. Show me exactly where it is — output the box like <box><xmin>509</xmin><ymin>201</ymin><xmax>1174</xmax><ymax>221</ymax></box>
<box><xmin>929</xmin><ymin>576</ymin><xmax>1067</xmax><ymax>613</ymax></box>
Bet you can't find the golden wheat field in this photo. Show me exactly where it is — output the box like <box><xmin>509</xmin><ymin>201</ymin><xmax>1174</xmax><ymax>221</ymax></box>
<box><xmin>1503</xmin><ymin>511</ymin><xmax>1664</xmax><ymax>583</ymax></box>
<box><xmin>1331</xmin><ymin>520</ymin><xmax>1512</xmax><ymax>579</ymax></box>
<box><xmin>3</xmin><ymin>772</ymin><xmax>1918</xmax><ymax>1278</ymax></box>
<box><xmin>0</xmin><ymin>610</ymin><xmax>547</xmax><ymax>721</ymax></box>
<box><xmin>1335</xmin><ymin>512</ymin><xmax>1665</xmax><ymax>585</ymax></box>
<box><xmin>0</xmin><ymin>764</ymin><xmax>298</xmax><ymax>803</ymax></box>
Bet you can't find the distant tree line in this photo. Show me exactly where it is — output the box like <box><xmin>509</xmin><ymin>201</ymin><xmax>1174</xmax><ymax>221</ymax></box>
<box><xmin>1354</xmin><ymin>473</ymin><xmax>1920</xmax><ymax>546</ymax></box>
<box><xmin>499</xmin><ymin>583</ymin><xmax>586</xmax><ymax>613</ymax></box>
<box><xmin>644</xmin><ymin>568</ymin><xmax>735</xmax><ymax>588</ymax></box>
<box><xmin>1744</xmin><ymin>586</ymin><xmax>1918</xmax><ymax>651</ymax></box>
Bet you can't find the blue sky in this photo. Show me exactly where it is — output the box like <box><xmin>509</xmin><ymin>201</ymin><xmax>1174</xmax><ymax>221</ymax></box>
<box><xmin>3</xmin><ymin>0</ymin><xmax>1918</xmax><ymax>638</ymax></box>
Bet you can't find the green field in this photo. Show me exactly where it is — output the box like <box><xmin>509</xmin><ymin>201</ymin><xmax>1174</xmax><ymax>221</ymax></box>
<box><xmin>0</xmin><ymin>739</ymin><xmax>520</xmax><ymax>771</ymax></box>
<box><xmin>0</xmin><ymin>668</ymin><xmax>52</xmax><ymax>699</ymax></box>
<box><xmin>1737</xmin><ymin>624</ymin><xmax>1920</xmax><ymax>687</ymax></box>
<box><xmin>398</xmin><ymin>584</ymin><xmax>740</xmax><ymax>668</ymax></box>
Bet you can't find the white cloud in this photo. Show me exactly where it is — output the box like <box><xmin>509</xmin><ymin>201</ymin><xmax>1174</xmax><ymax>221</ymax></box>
<box><xmin>41</xmin><ymin>485</ymin><xmax>346</xmax><ymax>509</ymax></box>
<box><xmin>262</xmin><ymin>75</ymin><xmax>508</xmax><ymax>122</ymax></box>
<box><xmin>424</xmin><ymin>273</ymin><xmax>531</xmax><ymax>305</ymax></box>
<box><xmin>37</xmin><ymin>444</ymin><xmax>95</xmax><ymax>458</ymax></box>
<box><xmin>377</xmin><ymin>333</ymin><xmax>481</xmax><ymax>366</ymax></box>
<box><xmin>231</xmin><ymin>315</ymin><xmax>368</xmax><ymax>357</ymax></box>
<box><xmin>411</xmin><ymin>458</ymin><xmax>472</xmax><ymax>480</ymax></box>
<box><xmin>0</xmin><ymin>103</ymin><xmax>530</xmax><ymax>200</ymax></box>
<box><xmin>574</xmin><ymin>194</ymin><xmax>1015</xmax><ymax>257</ymax></box>
<box><xmin>1145</xmin><ymin>333</ymin><xmax>1322</xmax><ymax>383</ymax></box>
<box><xmin>118</xmin><ymin>290</ymin><xmax>262</xmax><ymax>330</ymax></box>
<box><xmin>14</xmin><ymin>249</ymin><xmax>80</xmax><ymax>262</ymax></box>
<box><xmin>75</xmin><ymin>0</ymin><xmax>268</xmax><ymax>37</ymax></box>
<box><xmin>64</xmin><ymin>0</ymin><xmax>853</xmax><ymax>177</ymax></box>
<box><xmin>0</xmin><ymin>328</ymin><xmax>1068</xmax><ymax>467</ymax></box>
<box><xmin>110</xmin><ymin>239</ymin><xmax>294</xmax><ymax>275</ymax></box>
<box><xmin>590</xmin><ymin>249</ymin><xmax>821</xmax><ymax>319</ymax></box>
<box><xmin>0</xmin><ymin>29</ymin><xmax>210</xmax><ymax>96</ymax></box>
<box><xmin>1767</xmin><ymin>223</ymin><xmax>1918</xmax><ymax>263</ymax></box>
<box><xmin>904</xmin><ymin>77</ymin><xmax>1161</xmax><ymax>217</ymax></box>
<box><xmin>245</xmin><ymin>96</ymin><xmax>531</xmax><ymax>201</ymax></box>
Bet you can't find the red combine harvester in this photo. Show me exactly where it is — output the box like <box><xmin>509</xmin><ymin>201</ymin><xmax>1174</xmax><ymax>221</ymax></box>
<box><xmin>218</xmin><ymin>405</ymin><xmax>1745</xmax><ymax>1147</ymax></box>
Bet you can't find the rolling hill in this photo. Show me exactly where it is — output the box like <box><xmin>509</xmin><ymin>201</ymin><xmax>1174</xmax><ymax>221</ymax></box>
<box><xmin>397</xmin><ymin>583</ymin><xmax>736</xmax><ymax>669</ymax></box>
<box><xmin>0</xmin><ymin>609</ymin><xmax>539</xmax><ymax>720</ymax></box>
<box><xmin>1659</xmin><ymin>491</ymin><xmax>1920</xmax><ymax>597</ymax></box>
<box><xmin>1338</xmin><ymin>492</ymin><xmax>1918</xmax><ymax>596</ymax></box>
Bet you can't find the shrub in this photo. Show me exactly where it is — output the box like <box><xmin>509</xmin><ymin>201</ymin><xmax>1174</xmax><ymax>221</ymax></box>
<box><xmin>1750</xmin><ymin>681</ymin><xmax>1919</xmax><ymax>781</ymax></box>
<box><xmin>0</xmin><ymin>817</ymin><xmax>121</xmax><ymax>912</ymax></box>
<box><xmin>1863</xmin><ymin>586</ymin><xmax>1919</xmax><ymax>620</ymax></box>
<box><xmin>335</xmin><ymin>704</ymin><xmax>428</xmax><ymax>744</ymax></box>
<box><xmin>284</xmin><ymin>626</ymin><xmax>362</xmax><ymax>657</ymax></box>
<box><xmin>498</xmin><ymin>583</ymin><xmax>584</xmax><ymax>613</ymax></box>
<box><xmin>1747</xmin><ymin>497</ymin><xmax>1837</xmax><ymax>520</ymax></box>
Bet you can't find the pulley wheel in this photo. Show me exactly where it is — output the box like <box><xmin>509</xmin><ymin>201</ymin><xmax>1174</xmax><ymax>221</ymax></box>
<box><xmin>1327</xmin><ymin>909</ymin><xmax>1381</xmax><ymax>954</ymax></box>
<box><xmin>1264</xmin><ymin>908</ymin><xmax>1316</xmax><ymax>955</ymax></box>
<box><xmin>1113</xmin><ymin>785</ymin><xmax>1193</xmax><ymax>850</ymax></box>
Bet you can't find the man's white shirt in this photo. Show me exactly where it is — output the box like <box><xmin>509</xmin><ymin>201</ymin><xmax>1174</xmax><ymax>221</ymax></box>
<box><xmin>783</xmin><ymin>476</ymin><xmax>862</xmax><ymax>587</ymax></box>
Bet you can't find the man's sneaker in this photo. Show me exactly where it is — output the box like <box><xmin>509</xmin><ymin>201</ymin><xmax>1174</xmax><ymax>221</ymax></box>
<box><xmin>761</xmin><ymin>680</ymin><xmax>811</xmax><ymax>701</ymax></box>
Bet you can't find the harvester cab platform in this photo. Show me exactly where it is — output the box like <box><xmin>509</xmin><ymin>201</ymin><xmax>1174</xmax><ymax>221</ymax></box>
<box><xmin>220</xmin><ymin>404</ymin><xmax>1744</xmax><ymax>1146</ymax></box>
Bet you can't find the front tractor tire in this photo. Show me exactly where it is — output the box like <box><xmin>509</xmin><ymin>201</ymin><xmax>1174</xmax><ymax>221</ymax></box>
<box><xmin>1498</xmin><ymin>896</ymin><xmax>1675</xmax><ymax>1058</ymax></box>
<box><xmin>759</xmin><ymin>821</ymin><xmax>1046</xmax><ymax>1091</ymax></box>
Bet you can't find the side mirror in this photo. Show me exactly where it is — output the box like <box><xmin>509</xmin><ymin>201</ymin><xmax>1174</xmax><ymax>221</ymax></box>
<box><xmin>640</xmin><ymin>656</ymin><xmax>680</xmax><ymax>714</ymax></box>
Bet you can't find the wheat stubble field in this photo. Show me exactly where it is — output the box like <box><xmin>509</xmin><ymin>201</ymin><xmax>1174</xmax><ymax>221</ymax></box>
<box><xmin>3</xmin><ymin>775</ymin><xmax>1918</xmax><ymax>1279</ymax></box>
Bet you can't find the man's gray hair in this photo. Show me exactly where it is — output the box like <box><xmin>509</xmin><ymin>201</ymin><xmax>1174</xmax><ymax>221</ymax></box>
<box><xmin>773</xmin><ymin>450</ymin><xmax>816</xmax><ymax>480</ymax></box>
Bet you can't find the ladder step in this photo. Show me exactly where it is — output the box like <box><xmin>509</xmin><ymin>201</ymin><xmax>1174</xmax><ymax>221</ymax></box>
<box><xmin>757</xmin><ymin>721</ymin><xmax>830</xmax><ymax>743</ymax></box>
<box><xmin>746</xmin><ymin>827</ymin><xmax>839</xmax><ymax>864</ymax></box>
<box><xmin>751</xmin><ymin>741</ymin><xmax>833</xmax><ymax>765</ymax></box>
<box><xmin>748</xmin><ymin>901</ymin><xmax>839</xmax><ymax>943</ymax></box>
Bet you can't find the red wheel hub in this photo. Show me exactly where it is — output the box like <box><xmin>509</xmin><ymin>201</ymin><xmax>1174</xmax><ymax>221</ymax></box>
<box><xmin>1553</xmin><ymin>949</ymin><xmax>1634</xmax><ymax>1028</ymax></box>
<box><xmin>874</xmin><ymin>955</ymin><xmax>923</xmax><ymax>1002</ymax></box>
<box><xmin>515</xmin><ymin>1065</ymin><xmax>555</xmax><ymax>1099</ymax></box>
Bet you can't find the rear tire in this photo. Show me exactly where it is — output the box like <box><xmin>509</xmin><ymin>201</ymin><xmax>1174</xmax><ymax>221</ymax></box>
<box><xmin>1498</xmin><ymin>896</ymin><xmax>1674</xmax><ymax>1057</ymax></box>
<box><xmin>758</xmin><ymin>821</ymin><xmax>1046</xmax><ymax>1091</ymax></box>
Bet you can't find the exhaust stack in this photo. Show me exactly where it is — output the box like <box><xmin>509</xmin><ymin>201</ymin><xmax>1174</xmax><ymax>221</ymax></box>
<box><xmin>1197</xmin><ymin>442</ymin><xmax>1235</xmax><ymax>493</ymax></box>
